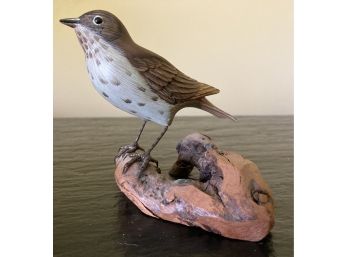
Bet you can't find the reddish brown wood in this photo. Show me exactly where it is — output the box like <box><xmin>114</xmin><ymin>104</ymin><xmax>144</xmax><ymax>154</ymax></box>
<box><xmin>114</xmin><ymin>133</ymin><xmax>274</xmax><ymax>241</ymax></box>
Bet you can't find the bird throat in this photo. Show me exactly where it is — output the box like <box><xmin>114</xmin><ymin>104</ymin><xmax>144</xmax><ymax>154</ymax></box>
<box><xmin>74</xmin><ymin>26</ymin><xmax>117</xmax><ymax>60</ymax></box>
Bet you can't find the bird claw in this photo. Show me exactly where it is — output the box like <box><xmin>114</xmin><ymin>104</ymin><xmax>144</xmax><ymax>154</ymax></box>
<box><xmin>122</xmin><ymin>152</ymin><xmax>159</xmax><ymax>174</ymax></box>
<box><xmin>115</xmin><ymin>142</ymin><xmax>144</xmax><ymax>163</ymax></box>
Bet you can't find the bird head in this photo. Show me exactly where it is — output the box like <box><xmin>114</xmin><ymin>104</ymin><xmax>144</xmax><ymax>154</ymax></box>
<box><xmin>60</xmin><ymin>10</ymin><xmax>129</xmax><ymax>43</ymax></box>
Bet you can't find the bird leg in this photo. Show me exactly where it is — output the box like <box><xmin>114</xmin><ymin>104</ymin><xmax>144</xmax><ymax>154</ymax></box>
<box><xmin>116</xmin><ymin>121</ymin><xmax>147</xmax><ymax>160</ymax></box>
<box><xmin>122</xmin><ymin>125</ymin><xmax>169</xmax><ymax>174</ymax></box>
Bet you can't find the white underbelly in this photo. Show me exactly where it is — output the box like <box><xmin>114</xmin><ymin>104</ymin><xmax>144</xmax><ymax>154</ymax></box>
<box><xmin>82</xmin><ymin>34</ymin><xmax>174</xmax><ymax>126</ymax></box>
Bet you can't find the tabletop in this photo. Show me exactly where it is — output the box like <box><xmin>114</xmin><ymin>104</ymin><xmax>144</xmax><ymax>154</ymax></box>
<box><xmin>54</xmin><ymin>116</ymin><xmax>293</xmax><ymax>257</ymax></box>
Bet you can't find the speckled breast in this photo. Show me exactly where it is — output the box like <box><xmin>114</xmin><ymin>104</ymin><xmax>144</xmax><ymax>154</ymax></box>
<box><xmin>75</xmin><ymin>26</ymin><xmax>174</xmax><ymax>126</ymax></box>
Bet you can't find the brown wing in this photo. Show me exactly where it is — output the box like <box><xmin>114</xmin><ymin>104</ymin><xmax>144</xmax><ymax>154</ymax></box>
<box><xmin>130</xmin><ymin>56</ymin><xmax>220</xmax><ymax>105</ymax></box>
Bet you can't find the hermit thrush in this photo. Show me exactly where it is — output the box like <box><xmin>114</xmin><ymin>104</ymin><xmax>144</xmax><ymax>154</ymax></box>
<box><xmin>60</xmin><ymin>10</ymin><xmax>235</xmax><ymax>173</ymax></box>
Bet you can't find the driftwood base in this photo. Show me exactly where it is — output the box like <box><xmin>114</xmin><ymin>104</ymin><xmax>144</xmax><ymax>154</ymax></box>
<box><xmin>114</xmin><ymin>133</ymin><xmax>274</xmax><ymax>242</ymax></box>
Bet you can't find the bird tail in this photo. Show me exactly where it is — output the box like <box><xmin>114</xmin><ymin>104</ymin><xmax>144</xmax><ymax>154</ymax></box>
<box><xmin>199</xmin><ymin>98</ymin><xmax>237</xmax><ymax>121</ymax></box>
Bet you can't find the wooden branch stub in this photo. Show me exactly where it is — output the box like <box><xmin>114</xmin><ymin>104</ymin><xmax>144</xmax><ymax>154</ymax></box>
<box><xmin>114</xmin><ymin>133</ymin><xmax>274</xmax><ymax>241</ymax></box>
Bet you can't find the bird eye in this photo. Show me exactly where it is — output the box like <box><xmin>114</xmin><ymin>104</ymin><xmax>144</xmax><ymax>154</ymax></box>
<box><xmin>93</xmin><ymin>16</ymin><xmax>103</xmax><ymax>25</ymax></box>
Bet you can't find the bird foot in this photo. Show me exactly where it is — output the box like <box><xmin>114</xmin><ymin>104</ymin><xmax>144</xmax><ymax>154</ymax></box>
<box><xmin>115</xmin><ymin>142</ymin><xmax>144</xmax><ymax>162</ymax></box>
<box><xmin>122</xmin><ymin>152</ymin><xmax>159</xmax><ymax>174</ymax></box>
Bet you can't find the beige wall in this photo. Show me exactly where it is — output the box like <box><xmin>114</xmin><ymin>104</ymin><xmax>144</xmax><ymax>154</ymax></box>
<box><xmin>54</xmin><ymin>0</ymin><xmax>293</xmax><ymax>117</ymax></box>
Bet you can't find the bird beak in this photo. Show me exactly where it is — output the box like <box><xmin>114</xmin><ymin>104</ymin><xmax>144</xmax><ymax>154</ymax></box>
<box><xmin>60</xmin><ymin>18</ymin><xmax>80</xmax><ymax>28</ymax></box>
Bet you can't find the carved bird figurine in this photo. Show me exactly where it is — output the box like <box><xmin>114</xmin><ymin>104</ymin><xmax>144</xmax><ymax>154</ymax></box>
<box><xmin>60</xmin><ymin>10</ymin><xmax>235</xmax><ymax>173</ymax></box>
